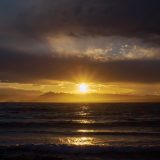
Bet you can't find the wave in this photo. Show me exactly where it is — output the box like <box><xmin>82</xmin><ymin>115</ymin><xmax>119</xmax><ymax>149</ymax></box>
<box><xmin>0</xmin><ymin>120</ymin><xmax>160</xmax><ymax>128</ymax></box>
<box><xmin>1</xmin><ymin>130</ymin><xmax>160</xmax><ymax>137</ymax></box>
<box><xmin>0</xmin><ymin>144</ymin><xmax>160</xmax><ymax>154</ymax></box>
<box><xmin>0</xmin><ymin>144</ymin><xmax>160</xmax><ymax>160</ymax></box>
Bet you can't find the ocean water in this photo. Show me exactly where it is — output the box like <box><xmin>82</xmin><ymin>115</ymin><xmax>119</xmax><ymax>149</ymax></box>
<box><xmin>0</xmin><ymin>103</ymin><xmax>160</xmax><ymax>160</ymax></box>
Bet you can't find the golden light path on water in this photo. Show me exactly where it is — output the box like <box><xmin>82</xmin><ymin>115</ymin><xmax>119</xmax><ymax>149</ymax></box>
<box><xmin>48</xmin><ymin>105</ymin><xmax>119</xmax><ymax>146</ymax></box>
<box><xmin>59</xmin><ymin>105</ymin><xmax>97</xmax><ymax>146</ymax></box>
<box><xmin>73</xmin><ymin>105</ymin><xmax>96</xmax><ymax>124</ymax></box>
<box><xmin>59</xmin><ymin>137</ymin><xmax>95</xmax><ymax>146</ymax></box>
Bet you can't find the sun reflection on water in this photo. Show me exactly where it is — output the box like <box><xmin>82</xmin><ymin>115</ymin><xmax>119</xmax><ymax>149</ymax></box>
<box><xmin>76</xmin><ymin>105</ymin><xmax>89</xmax><ymax>116</ymax></box>
<box><xmin>74</xmin><ymin>119</ymin><xmax>95</xmax><ymax>124</ymax></box>
<box><xmin>59</xmin><ymin>106</ymin><xmax>95</xmax><ymax>146</ymax></box>
<box><xmin>74</xmin><ymin>105</ymin><xmax>95</xmax><ymax>124</ymax></box>
<box><xmin>77</xmin><ymin>111</ymin><xmax>88</xmax><ymax>116</ymax></box>
<box><xmin>59</xmin><ymin>137</ymin><xmax>94</xmax><ymax>146</ymax></box>
<box><xmin>77</xmin><ymin>129</ymin><xmax>95</xmax><ymax>133</ymax></box>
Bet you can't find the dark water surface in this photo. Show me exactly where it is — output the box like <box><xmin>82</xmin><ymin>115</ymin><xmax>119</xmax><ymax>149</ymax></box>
<box><xmin>0</xmin><ymin>103</ymin><xmax>160</xmax><ymax>160</ymax></box>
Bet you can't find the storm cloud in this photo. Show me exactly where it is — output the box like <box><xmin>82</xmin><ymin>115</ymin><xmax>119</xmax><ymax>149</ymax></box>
<box><xmin>0</xmin><ymin>47</ymin><xmax>160</xmax><ymax>83</ymax></box>
<box><xmin>0</xmin><ymin>0</ymin><xmax>160</xmax><ymax>83</ymax></box>
<box><xmin>0</xmin><ymin>0</ymin><xmax>160</xmax><ymax>39</ymax></box>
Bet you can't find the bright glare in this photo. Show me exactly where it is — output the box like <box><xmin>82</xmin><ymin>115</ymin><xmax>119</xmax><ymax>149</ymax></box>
<box><xmin>79</xmin><ymin>83</ymin><xmax>89</xmax><ymax>93</ymax></box>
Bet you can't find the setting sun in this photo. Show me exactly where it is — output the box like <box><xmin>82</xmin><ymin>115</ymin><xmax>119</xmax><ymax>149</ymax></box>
<box><xmin>79</xmin><ymin>83</ymin><xmax>89</xmax><ymax>93</ymax></box>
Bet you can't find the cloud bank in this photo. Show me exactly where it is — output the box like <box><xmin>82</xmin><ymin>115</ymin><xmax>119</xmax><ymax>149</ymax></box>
<box><xmin>0</xmin><ymin>47</ymin><xmax>160</xmax><ymax>83</ymax></box>
<box><xmin>0</xmin><ymin>0</ymin><xmax>160</xmax><ymax>83</ymax></box>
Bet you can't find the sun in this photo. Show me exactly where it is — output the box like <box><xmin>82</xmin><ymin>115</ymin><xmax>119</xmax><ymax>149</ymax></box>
<box><xmin>79</xmin><ymin>83</ymin><xmax>89</xmax><ymax>93</ymax></box>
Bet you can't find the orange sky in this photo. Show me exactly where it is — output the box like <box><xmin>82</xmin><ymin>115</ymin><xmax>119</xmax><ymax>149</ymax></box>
<box><xmin>0</xmin><ymin>0</ymin><xmax>160</xmax><ymax>102</ymax></box>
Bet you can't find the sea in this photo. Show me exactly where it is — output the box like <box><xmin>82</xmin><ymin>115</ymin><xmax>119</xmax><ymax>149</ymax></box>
<box><xmin>0</xmin><ymin>102</ymin><xmax>160</xmax><ymax>160</ymax></box>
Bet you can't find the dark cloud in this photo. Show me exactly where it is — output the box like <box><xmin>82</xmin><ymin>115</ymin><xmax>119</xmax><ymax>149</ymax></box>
<box><xmin>0</xmin><ymin>0</ymin><xmax>160</xmax><ymax>84</ymax></box>
<box><xmin>0</xmin><ymin>47</ymin><xmax>160</xmax><ymax>83</ymax></box>
<box><xmin>0</xmin><ymin>0</ymin><xmax>160</xmax><ymax>40</ymax></box>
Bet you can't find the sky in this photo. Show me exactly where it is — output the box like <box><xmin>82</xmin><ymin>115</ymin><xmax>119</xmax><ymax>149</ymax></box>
<box><xmin>0</xmin><ymin>0</ymin><xmax>160</xmax><ymax>101</ymax></box>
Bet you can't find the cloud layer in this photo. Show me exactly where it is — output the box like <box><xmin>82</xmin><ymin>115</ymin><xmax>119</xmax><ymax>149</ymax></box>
<box><xmin>0</xmin><ymin>0</ymin><xmax>160</xmax><ymax>83</ymax></box>
<box><xmin>1</xmin><ymin>0</ymin><xmax>160</xmax><ymax>38</ymax></box>
<box><xmin>0</xmin><ymin>47</ymin><xmax>160</xmax><ymax>83</ymax></box>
